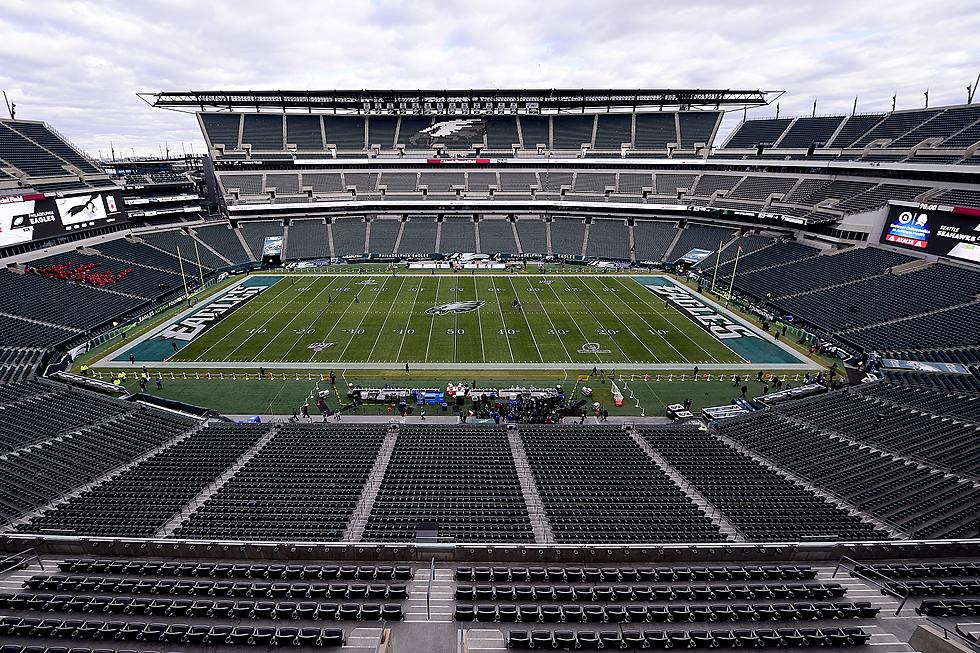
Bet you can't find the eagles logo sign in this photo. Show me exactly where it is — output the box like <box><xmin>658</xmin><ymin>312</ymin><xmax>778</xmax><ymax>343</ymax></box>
<box><xmin>425</xmin><ymin>301</ymin><xmax>485</xmax><ymax>316</ymax></box>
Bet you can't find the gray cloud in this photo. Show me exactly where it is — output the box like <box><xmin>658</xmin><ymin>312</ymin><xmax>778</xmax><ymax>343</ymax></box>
<box><xmin>1</xmin><ymin>0</ymin><xmax>978</xmax><ymax>157</ymax></box>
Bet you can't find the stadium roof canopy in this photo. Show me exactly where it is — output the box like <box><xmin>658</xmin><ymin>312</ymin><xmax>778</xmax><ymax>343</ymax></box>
<box><xmin>140</xmin><ymin>88</ymin><xmax>774</xmax><ymax>113</ymax></box>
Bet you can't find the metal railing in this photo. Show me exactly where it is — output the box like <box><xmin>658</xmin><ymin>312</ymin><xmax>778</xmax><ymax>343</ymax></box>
<box><xmin>833</xmin><ymin>555</ymin><xmax>910</xmax><ymax>615</ymax></box>
<box><xmin>0</xmin><ymin>547</ymin><xmax>44</xmax><ymax>573</ymax></box>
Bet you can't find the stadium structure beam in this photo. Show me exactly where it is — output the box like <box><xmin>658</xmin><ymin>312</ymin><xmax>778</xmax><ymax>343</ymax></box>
<box><xmin>138</xmin><ymin>88</ymin><xmax>774</xmax><ymax>113</ymax></box>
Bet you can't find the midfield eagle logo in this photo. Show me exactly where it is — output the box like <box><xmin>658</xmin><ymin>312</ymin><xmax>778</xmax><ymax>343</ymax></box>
<box><xmin>425</xmin><ymin>301</ymin><xmax>486</xmax><ymax>316</ymax></box>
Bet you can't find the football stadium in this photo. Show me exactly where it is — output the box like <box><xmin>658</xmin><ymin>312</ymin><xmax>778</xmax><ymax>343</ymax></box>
<box><xmin>1</xmin><ymin>9</ymin><xmax>980</xmax><ymax>653</ymax></box>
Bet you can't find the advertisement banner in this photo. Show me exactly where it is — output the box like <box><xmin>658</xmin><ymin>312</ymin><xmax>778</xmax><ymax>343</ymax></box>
<box><xmin>880</xmin><ymin>204</ymin><xmax>980</xmax><ymax>264</ymax></box>
<box><xmin>0</xmin><ymin>190</ymin><xmax>127</xmax><ymax>247</ymax></box>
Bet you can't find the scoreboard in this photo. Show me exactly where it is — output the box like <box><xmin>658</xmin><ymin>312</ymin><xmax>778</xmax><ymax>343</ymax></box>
<box><xmin>880</xmin><ymin>203</ymin><xmax>980</xmax><ymax>264</ymax></box>
<box><xmin>0</xmin><ymin>189</ymin><xmax>127</xmax><ymax>248</ymax></box>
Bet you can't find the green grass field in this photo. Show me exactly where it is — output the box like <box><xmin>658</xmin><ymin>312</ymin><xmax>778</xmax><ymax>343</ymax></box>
<box><xmin>162</xmin><ymin>274</ymin><xmax>746</xmax><ymax>366</ymax></box>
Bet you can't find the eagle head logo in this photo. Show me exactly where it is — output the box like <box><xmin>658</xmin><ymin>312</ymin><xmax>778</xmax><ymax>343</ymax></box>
<box><xmin>425</xmin><ymin>300</ymin><xmax>486</xmax><ymax>316</ymax></box>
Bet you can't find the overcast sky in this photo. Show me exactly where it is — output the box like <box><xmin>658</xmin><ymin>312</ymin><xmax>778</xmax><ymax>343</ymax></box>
<box><xmin>1</xmin><ymin>0</ymin><xmax>978</xmax><ymax>158</ymax></box>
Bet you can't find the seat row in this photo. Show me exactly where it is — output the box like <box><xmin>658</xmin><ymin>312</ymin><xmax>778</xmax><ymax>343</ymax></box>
<box><xmin>0</xmin><ymin>593</ymin><xmax>403</xmax><ymax>620</ymax></box>
<box><xmin>0</xmin><ymin>616</ymin><xmax>343</xmax><ymax>646</ymax></box>
<box><xmin>507</xmin><ymin>626</ymin><xmax>872</xmax><ymax>649</ymax></box>
<box><xmin>454</xmin><ymin>582</ymin><xmax>846</xmax><ymax>602</ymax></box>
<box><xmin>56</xmin><ymin>559</ymin><xmax>412</xmax><ymax>580</ymax></box>
<box><xmin>885</xmin><ymin>579</ymin><xmax>980</xmax><ymax>596</ymax></box>
<box><xmin>454</xmin><ymin>564</ymin><xmax>817</xmax><ymax>583</ymax></box>
<box><xmin>854</xmin><ymin>561</ymin><xmax>980</xmax><ymax>579</ymax></box>
<box><xmin>455</xmin><ymin>601</ymin><xmax>878</xmax><ymax>623</ymax></box>
<box><xmin>23</xmin><ymin>576</ymin><xmax>407</xmax><ymax>599</ymax></box>
<box><xmin>916</xmin><ymin>598</ymin><xmax>980</xmax><ymax>617</ymax></box>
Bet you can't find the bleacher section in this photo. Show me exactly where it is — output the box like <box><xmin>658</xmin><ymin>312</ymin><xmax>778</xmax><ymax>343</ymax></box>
<box><xmin>192</xmin><ymin>224</ymin><xmax>251</xmax><ymax>264</ymax></box>
<box><xmin>362</xmin><ymin>426</ymin><xmax>534</xmax><ymax>543</ymax></box>
<box><xmin>285</xmin><ymin>219</ymin><xmax>329</xmax><ymax>260</ymax></box>
<box><xmin>585</xmin><ymin>219</ymin><xmax>629</xmax><ymax>259</ymax></box>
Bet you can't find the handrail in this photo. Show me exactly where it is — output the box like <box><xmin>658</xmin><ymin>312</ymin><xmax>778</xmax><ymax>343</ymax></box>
<box><xmin>0</xmin><ymin>547</ymin><xmax>44</xmax><ymax>572</ymax></box>
<box><xmin>833</xmin><ymin>555</ymin><xmax>910</xmax><ymax>615</ymax></box>
<box><xmin>426</xmin><ymin>556</ymin><xmax>435</xmax><ymax>620</ymax></box>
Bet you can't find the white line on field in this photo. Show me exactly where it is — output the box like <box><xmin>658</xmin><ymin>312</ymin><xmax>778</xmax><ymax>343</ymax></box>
<box><xmin>365</xmin><ymin>276</ymin><xmax>408</xmax><ymax>362</ymax></box>
<box><xmin>507</xmin><ymin>276</ymin><xmax>550</xmax><ymax>363</ymax></box>
<box><xmin>395</xmin><ymin>278</ymin><xmax>425</xmax><ymax>362</ymax></box>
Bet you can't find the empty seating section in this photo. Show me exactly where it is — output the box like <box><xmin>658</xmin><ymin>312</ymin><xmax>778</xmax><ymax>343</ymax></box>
<box><xmin>363</xmin><ymin>426</ymin><xmax>533</xmax><ymax>542</ymax></box>
<box><xmin>633</xmin><ymin>221</ymin><xmax>677</xmax><ymax>262</ymax></box>
<box><xmin>432</xmin><ymin>117</ymin><xmax>485</xmax><ymax>150</ymax></box>
<box><xmin>330</xmin><ymin>218</ymin><xmax>366</xmax><ymax>257</ymax></box>
<box><xmin>778</xmin><ymin>391</ymin><xmax>980</xmax><ymax>475</ymax></box>
<box><xmin>778</xmin><ymin>264</ymin><xmax>980</xmax><ymax>331</ymax></box>
<box><xmin>499</xmin><ymin>171</ymin><xmax>538</xmax><ymax>192</ymax></box>
<box><xmin>0</xmin><ymin>122</ymin><xmax>72</xmax><ymax>176</ymax></box>
<box><xmin>842</xmin><ymin>302</ymin><xmax>980</xmax><ymax>352</ymax></box>
<box><xmin>733</xmin><ymin>247</ymin><xmax>913</xmax><ymax>300</ymax></box>
<box><xmin>729</xmin><ymin>176</ymin><xmax>798</xmax><ymax>200</ymax></box>
<box><xmin>776</xmin><ymin>117</ymin><xmax>846</xmax><ymax>148</ymax></box>
<box><xmin>0</xmin><ymin>385</ymin><xmax>130</xmax><ymax>454</ymax></box>
<box><xmin>891</xmin><ymin>106</ymin><xmax>980</xmax><ymax>147</ymax></box>
<box><xmin>323</xmin><ymin>116</ymin><xmax>364</xmax><ymax>150</ymax></box>
<box><xmin>520</xmin><ymin>425</ymin><xmax>721</xmax><ymax>543</ymax></box>
<box><xmin>857</xmin><ymin>382</ymin><xmax>980</xmax><ymax>422</ymax></box>
<box><xmin>883</xmin><ymin>368</ymin><xmax>980</xmax><ymax>397</ymax></box>
<box><xmin>505</xmin><ymin>626</ymin><xmax>870</xmax><ymax>649</ymax></box>
<box><xmin>141</xmin><ymin>229</ymin><xmax>229</xmax><ymax>269</ymax></box>
<box><xmin>692</xmin><ymin>175</ymin><xmax>743</xmax><ymax>197</ymax></box>
<box><xmin>28</xmin><ymin>250</ymin><xmax>187</xmax><ymax>301</ymax></box>
<box><xmin>644</xmin><ymin>425</ymin><xmax>884</xmax><ymax>541</ymax></box>
<box><xmin>679</xmin><ymin>112</ymin><xmax>720</xmax><ymax>148</ymax></box>
<box><xmin>222</xmin><ymin>173</ymin><xmax>263</xmax><ymax>195</ymax></box>
<box><xmin>573</xmin><ymin>173</ymin><xmax>614</xmax><ymax>194</ymax></box>
<box><xmin>0</xmin><ymin>347</ymin><xmax>45</xmax><ymax>383</ymax></box>
<box><xmin>827</xmin><ymin>114</ymin><xmax>884</xmax><ymax>148</ymax></box>
<box><xmin>516</xmin><ymin>219</ymin><xmax>547</xmax><ymax>256</ymax></box>
<box><xmin>344</xmin><ymin>172</ymin><xmax>377</xmax><ymax>194</ymax></box>
<box><xmin>486</xmin><ymin>117</ymin><xmax>519</xmax><ymax>150</ymax></box>
<box><xmin>95</xmin><ymin>239</ymin><xmax>203</xmax><ymax>274</ymax></box>
<box><xmin>439</xmin><ymin>219</ymin><xmax>476</xmax><ymax>253</ymax></box>
<box><xmin>594</xmin><ymin>114</ymin><xmax>631</xmax><ymax>149</ymax></box>
<box><xmin>553</xmin><ymin>116</ymin><xmax>594</xmax><ymax>149</ymax></box>
<box><xmin>549</xmin><ymin>218</ymin><xmax>585</xmax><ymax>256</ymax></box>
<box><xmin>176</xmin><ymin>424</ymin><xmax>384</xmax><ymax>541</ymax></box>
<box><xmin>656</xmin><ymin>173</ymin><xmax>698</xmax><ymax>195</ymax></box>
<box><xmin>419</xmin><ymin>171</ymin><xmax>463</xmax><ymax>192</ymax></box>
<box><xmin>718</xmin><ymin>411</ymin><xmax>979</xmax><ymax>539</ymax></box>
<box><xmin>302</xmin><ymin>172</ymin><xmax>343</xmax><ymax>194</ymax></box>
<box><xmin>201</xmin><ymin>113</ymin><xmax>241</xmax><ymax>150</ymax></box>
<box><xmin>784</xmin><ymin>179</ymin><xmax>876</xmax><ymax>206</ymax></box>
<box><xmin>477</xmin><ymin>219</ymin><xmax>518</xmax><ymax>254</ymax></box>
<box><xmin>4</xmin><ymin>121</ymin><xmax>100</xmax><ymax>173</ymax></box>
<box><xmin>285</xmin><ymin>114</ymin><xmax>323</xmax><ymax>150</ymax></box>
<box><xmin>835</xmin><ymin>183</ymin><xmax>927</xmax><ymax>212</ymax></box>
<box><xmin>539</xmin><ymin>172</ymin><xmax>573</xmax><ymax>192</ymax></box>
<box><xmin>239</xmin><ymin>221</ymin><xmax>283</xmax><ymax>258</ymax></box>
<box><xmin>619</xmin><ymin>173</ymin><xmax>653</xmax><ymax>194</ymax></box>
<box><xmin>192</xmin><ymin>224</ymin><xmax>252</xmax><ymax>263</ymax></box>
<box><xmin>367</xmin><ymin>218</ymin><xmax>400</xmax><ymax>254</ymax></box>
<box><xmin>585</xmin><ymin>219</ymin><xmax>629</xmax><ymax>259</ymax></box>
<box><xmin>265</xmin><ymin>173</ymin><xmax>300</xmax><ymax>195</ymax></box>
<box><xmin>670</xmin><ymin>224</ymin><xmax>736</xmax><ymax>260</ymax></box>
<box><xmin>284</xmin><ymin>220</ymin><xmax>329</xmax><ymax>260</ymax></box>
<box><xmin>368</xmin><ymin>116</ymin><xmax>398</xmax><ymax>150</ymax></box>
<box><xmin>395</xmin><ymin>218</ymin><xmax>437</xmax><ymax>255</ymax></box>
<box><xmin>0</xmin><ymin>314</ymin><xmax>80</xmax><ymax>347</ymax></box>
<box><xmin>0</xmin><ymin>407</ymin><xmax>197</xmax><ymax>525</ymax></box>
<box><xmin>519</xmin><ymin>116</ymin><xmax>549</xmax><ymax>149</ymax></box>
<box><xmin>240</xmin><ymin>115</ymin><xmax>283</xmax><ymax>151</ymax></box>
<box><xmin>379</xmin><ymin>172</ymin><xmax>417</xmax><ymax>193</ymax></box>
<box><xmin>467</xmin><ymin>171</ymin><xmax>497</xmax><ymax>191</ymax></box>
<box><xmin>934</xmin><ymin>188</ymin><xmax>980</xmax><ymax>208</ymax></box>
<box><xmin>726</xmin><ymin>119</ymin><xmax>791</xmax><ymax>148</ymax></box>
<box><xmin>20</xmin><ymin>424</ymin><xmax>267</xmax><ymax>537</ymax></box>
<box><xmin>851</xmin><ymin>109</ymin><xmax>941</xmax><ymax>147</ymax></box>
<box><xmin>634</xmin><ymin>113</ymin><xmax>677</xmax><ymax>150</ymax></box>
<box><xmin>695</xmin><ymin>235</ymin><xmax>773</xmax><ymax>272</ymax></box>
<box><xmin>0</xmin><ymin>271</ymin><xmax>146</xmax><ymax>330</ymax></box>
<box><xmin>394</xmin><ymin>116</ymin><xmax>428</xmax><ymax>149</ymax></box>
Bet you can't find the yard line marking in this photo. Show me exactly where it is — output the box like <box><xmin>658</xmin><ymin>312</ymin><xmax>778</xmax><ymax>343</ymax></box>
<box><xmin>506</xmin><ymin>276</ymin><xmax>550</xmax><ymax>363</ymax></box>
<box><xmin>557</xmin><ymin>277</ymin><xmax>633</xmax><ymax>363</ymax></box>
<box><xmin>276</xmin><ymin>276</ymin><xmax>348</xmax><ymax>362</ymax></box>
<box><xmin>185</xmin><ymin>275</ymin><xmax>295</xmax><ymax>361</ymax></box>
<box><xmin>491</xmin><ymin>278</ymin><xmax>515</xmax><ymax>362</ymax></box>
<box><xmin>472</xmin><ymin>276</ymin><xmax>487</xmax><ymax>363</ymax></box>
<box><xmin>395</xmin><ymin>278</ymin><xmax>425</xmax><ymax>361</ymax></box>
<box><xmin>305</xmin><ymin>280</ymin><xmax>371</xmax><ymax>363</ymax></box>
<box><xmin>252</xmin><ymin>276</ymin><xmax>342</xmax><ymax>361</ymax></box>
<box><xmin>336</xmin><ymin>276</ymin><xmax>396</xmax><ymax>361</ymax></box>
<box><xmin>619</xmin><ymin>276</ymin><xmax>724</xmax><ymax>363</ymax></box>
<box><xmin>221</xmin><ymin>277</ymin><xmax>320</xmax><ymax>361</ymax></box>
<box><xmin>424</xmin><ymin>276</ymin><xmax>443</xmax><ymax>363</ymax></box>
<box><xmin>541</xmin><ymin>278</ymin><xmax>602</xmax><ymax>362</ymax></box>
<box><xmin>365</xmin><ymin>276</ymin><xmax>408</xmax><ymax>362</ymax></box>
<box><xmin>599</xmin><ymin>277</ymin><xmax>690</xmax><ymax>362</ymax></box>
<box><xmin>579</xmin><ymin>276</ymin><xmax>661</xmax><ymax>363</ymax></box>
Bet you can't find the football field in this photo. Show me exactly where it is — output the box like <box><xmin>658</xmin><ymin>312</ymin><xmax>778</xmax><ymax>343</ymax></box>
<box><xmin>113</xmin><ymin>274</ymin><xmax>809</xmax><ymax>369</ymax></box>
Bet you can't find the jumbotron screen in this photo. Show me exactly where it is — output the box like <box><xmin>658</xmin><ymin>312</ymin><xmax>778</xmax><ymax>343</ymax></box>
<box><xmin>880</xmin><ymin>203</ymin><xmax>980</xmax><ymax>264</ymax></box>
<box><xmin>0</xmin><ymin>190</ymin><xmax>127</xmax><ymax>247</ymax></box>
